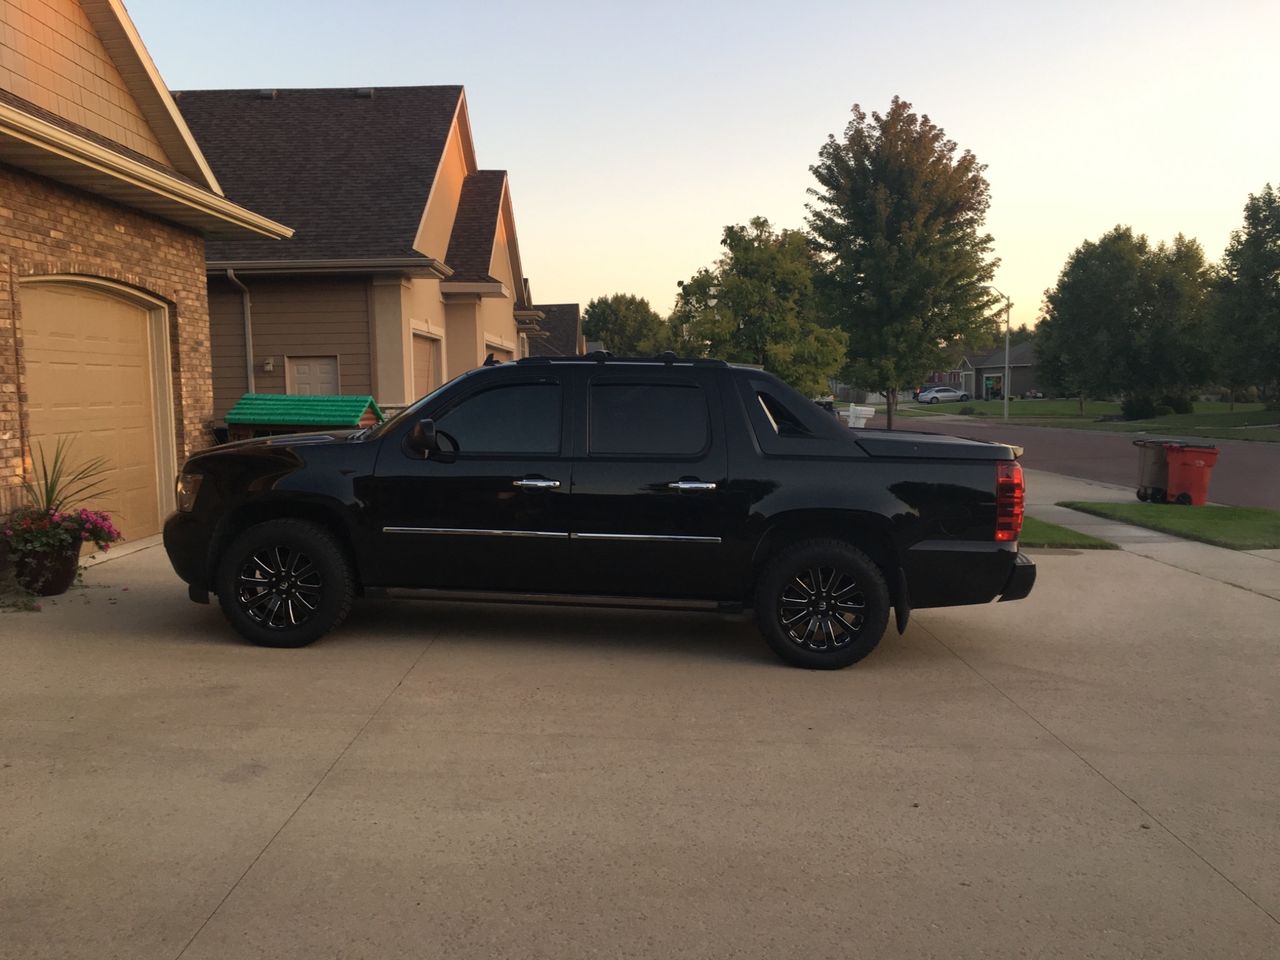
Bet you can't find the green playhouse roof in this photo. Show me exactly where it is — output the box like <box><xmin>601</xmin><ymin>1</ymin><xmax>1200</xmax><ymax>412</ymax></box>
<box><xmin>225</xmin><ymin>394</ymin><xmax>384</xmax><ymax>426</ymax></box>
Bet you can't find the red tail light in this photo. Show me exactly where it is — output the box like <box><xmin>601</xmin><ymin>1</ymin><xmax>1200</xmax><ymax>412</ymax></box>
<box><xmin>995</xmin><ymin>461</ymin><xmax>1024</xmax><ymax>542</ymax></box>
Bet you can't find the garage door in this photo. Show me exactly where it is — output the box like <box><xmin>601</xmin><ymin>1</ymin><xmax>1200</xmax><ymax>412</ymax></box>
<box><xmin>21</xmin><ymin>283</ymin><xmax>167</xmax><ymax>540</ymax></box>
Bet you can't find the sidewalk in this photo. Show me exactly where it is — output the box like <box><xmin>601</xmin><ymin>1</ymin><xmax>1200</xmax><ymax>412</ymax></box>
<box><xmin>1024</xmin><ymin>469</ymin><xmax>1280</xmax><ymax>602</ymax></box>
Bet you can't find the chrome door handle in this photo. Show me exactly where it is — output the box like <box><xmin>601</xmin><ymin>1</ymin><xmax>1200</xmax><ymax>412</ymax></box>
<box><xmin>668</xmin><ymin>480</ymin><xmax>717</xmax><ymax>491</ymax></box>
<box><xmin>513</xmin><ymin>478</ymin><xmax>561</xmax><ymax>489</ymax></box>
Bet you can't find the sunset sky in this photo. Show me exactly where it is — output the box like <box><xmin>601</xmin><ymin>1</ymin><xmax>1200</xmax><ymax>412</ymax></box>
<box><xmin>129</xmin><ymin>0</ymin><xmax>1278</xmax><ymax>328</ymax></box>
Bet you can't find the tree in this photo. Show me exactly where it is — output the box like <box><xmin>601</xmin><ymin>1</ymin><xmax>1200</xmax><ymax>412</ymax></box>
<box><xmin>671</xmin><ymin>217</ymin><xmax>847</xmax><ymax>396</ymax></box>
<box><xmin>1214</xmin><ymin>184</ymin><xmax>1280</xmax><ymax>403</ymax></box>
<box><xmin>581</xmin><ymin>294</ymin><xmax>671</xmax><ymax>356</ymax></box>
<box><xmin>807</xmin><ymin>97</ymin><xmax>1001</xmax><ymax>428</ymax></box>
<box><xmin>1036</xmin><ymin>226</ymin><xmax>1212</xmax><ymax>413</ymax></box>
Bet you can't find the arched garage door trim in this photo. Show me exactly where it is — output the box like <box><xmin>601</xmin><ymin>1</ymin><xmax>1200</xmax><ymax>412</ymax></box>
<box><xmin>17</xmin><ymin>274</ymin><xmax>178</xmax><ymax>527</ymax></box>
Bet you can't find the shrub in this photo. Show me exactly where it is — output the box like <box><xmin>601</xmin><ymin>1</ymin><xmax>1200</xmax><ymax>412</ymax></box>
<box><xmin>1121</xmin><ymin>395</ymin><xmax>1158</xmax><ymax>420</ymax></box>
<box><xmin>958</xmin><ymin>405</ymin><xmax>976</xmax><ymax>415</ymax></box>
<box><xmin>1158</xmin><ymin>395</ymin><xmax>1194</xmax><ymax>415</ymax></box>
<box><xmin>1153</xmin><ymin>404</ymin><xmax>1175</xmax><ymax>417</ymax></box>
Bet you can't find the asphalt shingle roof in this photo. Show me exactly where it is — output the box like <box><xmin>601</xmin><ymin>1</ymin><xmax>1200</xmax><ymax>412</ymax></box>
<box><xmin>529</xmin><ymin>303</ymin><xmax>583</xmax><ymax>357</ymax></box>
<box><xmin>173</xmin><ymin>86</ymin><xmax>463</xmax><ymax>263</ymax></box>
<box><xmin>443</xmin><ymin>171</ymin><xmax>508</xmax><ymax>282</ymax></box>
<box><xmin>225</xmin><ymin>394</ymin><xmax>383</xmax><ymax>426</ymax></box>
<box><xmin>975</xmin><ymin>340</ymin><xmax>1037</xmax><ymax>368</ymax></box>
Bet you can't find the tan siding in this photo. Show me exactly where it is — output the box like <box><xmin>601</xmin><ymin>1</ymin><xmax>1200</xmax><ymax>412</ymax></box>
<box><xmin>0</xmin><ymin>0</ymin><xmax>172</xmax><ymax>165</ymax></box>
<box><xmin>207</xmin><ymin>277</ymin><xmax>372</xmax><ymax>414</ymax></box>
<box><xmin>208</xmin><ymin>277</ymin><xmax>246</xmax><ymax>419</ymax></box>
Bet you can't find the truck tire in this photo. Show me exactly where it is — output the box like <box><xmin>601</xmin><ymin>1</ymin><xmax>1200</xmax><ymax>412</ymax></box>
<box><xmin>215</xmin><ymin>519</ymin><xmax>353</xmax><ymax>648</ymax></box>
<box><xmin>755</xmin><ymin>539</ymin><xmax>890</xmax><ymax>669</ymax></box>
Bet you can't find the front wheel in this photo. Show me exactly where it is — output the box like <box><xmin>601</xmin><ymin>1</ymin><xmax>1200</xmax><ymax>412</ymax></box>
<box><xmin>960</xmin><ymin>393</ymin><xmax>970</xmax><ymax>402</ymax></box>
<box><xmin>929</xmin><ymin>397</ymin><xmax>939</xmax><ymax>404</ymax></box>
<box><xmin>755</xmin><ymin>539</ymin><xmax>891</xmax><ymax>669</ymax></box>
<box><xmin>215</xmin><ymin>519</ymin><xmax>353</xmax><ymax>648</ymax></box>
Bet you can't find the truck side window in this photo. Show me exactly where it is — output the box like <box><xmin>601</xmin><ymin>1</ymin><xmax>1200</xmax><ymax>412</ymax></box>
<box><xmin>434</xmin><ymin>381</ymin><xmax>561</xmax><ymax>455</ymax></box>
<box><xmin>590</xmin><ymin>381</ymin><xmax>709</xmax><ymax>457</ymax></box>
<box><xmin>756</xmin><ymin>391</ymin><xmax>813</xmax><ymax>438</ymax></box>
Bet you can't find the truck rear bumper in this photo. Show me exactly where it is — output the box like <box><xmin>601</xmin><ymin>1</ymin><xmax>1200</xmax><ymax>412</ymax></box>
<box><xmin>904</xmin><ymin>540</ymin><xmax>1035</xmax><ymax>608</ymax></box>
<box><xmin>998</xmin><ymin>551</ymin><xmax>1037</xmax><ymax>602</ymax></box>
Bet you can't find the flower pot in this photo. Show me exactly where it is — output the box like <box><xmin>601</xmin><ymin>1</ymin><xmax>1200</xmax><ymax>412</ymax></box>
<box><xmin>15</xmin><ymin>544</ymin><xmax>81</xmax><ymax>596</ymax></box>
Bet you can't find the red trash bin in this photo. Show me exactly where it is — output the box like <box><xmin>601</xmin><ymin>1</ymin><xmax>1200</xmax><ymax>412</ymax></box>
<box><xmin>1161</xmin><ymin>443</ymin><xmax>1219</xmax><ymax>506</ymax></box>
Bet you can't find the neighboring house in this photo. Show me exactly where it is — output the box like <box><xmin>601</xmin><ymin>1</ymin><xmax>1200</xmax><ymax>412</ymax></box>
<box><xmin>528</xmin><ymin>303</ymin><xmax>584</xmax><ymax>357</ymax></box>
<box><xmin>174</xmin><ymin>85</ymin><xmax>544</xmax><ymax>418</ymax></box>
<box><xmin>0</xmin><ymin>0</ymin><xmax>289</xmax><ymax>539</ymax></box>
<box><xmin>972</xmin><ymin>340</ymin><xmax>1040</xmax><ymax>399</ymax></box>
<box><xmin>922</xmin><ymin>351</ymin><xmax>985</xmax><ymax>397</ymax></box>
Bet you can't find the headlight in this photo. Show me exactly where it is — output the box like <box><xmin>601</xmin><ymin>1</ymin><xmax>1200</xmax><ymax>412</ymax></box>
<box><xmin>176</xmin><ymin>473</ymin><xmax>203</xmax><ymax>512</ymax></box>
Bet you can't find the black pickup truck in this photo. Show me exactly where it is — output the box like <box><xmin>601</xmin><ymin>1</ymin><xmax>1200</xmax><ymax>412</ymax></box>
<box><xmin>164</xmin><ymin>356</ymin><xmax>1034</xmax><ymax>669</ymax></box>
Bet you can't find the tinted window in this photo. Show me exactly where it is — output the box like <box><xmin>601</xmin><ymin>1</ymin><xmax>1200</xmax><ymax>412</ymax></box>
<box><xmin>757</xmin><ymin>392</ymin><xmax>813</xmax><ymax>438</ymax></box>
<box><xmin>435</xmin><ymin>381</ymin><xmax>561</xmax><ymax>455</ymax></box>
<box><xmin>590</xmin><ymin>382</ymin><xmax>709</xmax><ymax>456</ymax></box>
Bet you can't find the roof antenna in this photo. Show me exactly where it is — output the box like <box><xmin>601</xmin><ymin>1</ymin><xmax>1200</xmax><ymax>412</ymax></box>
<box><xmin>656</xmin><ymin>350</ymin><xmax>677</xmax><ymax>363</ymax></box>
<box><xmin>482</xmin><ymin>352</ymin><xmax>498</xmax><ymax>366</ymax></box>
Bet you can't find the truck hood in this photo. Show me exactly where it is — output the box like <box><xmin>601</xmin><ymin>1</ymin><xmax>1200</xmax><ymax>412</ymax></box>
<box><xmin>853</xmin><ymin>430</ymin><xmax>1020</xmax><ymax>461</ymax></box>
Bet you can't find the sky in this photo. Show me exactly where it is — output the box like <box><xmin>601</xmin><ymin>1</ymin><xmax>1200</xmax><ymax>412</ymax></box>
<box><xmin>127</xmin><ymin>0</ymin><xmax>1278</xmax><ymax>328</ymax></box>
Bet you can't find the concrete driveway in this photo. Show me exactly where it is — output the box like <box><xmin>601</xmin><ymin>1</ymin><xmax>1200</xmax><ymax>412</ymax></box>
<box><xmin>2</xmin><ymin>545</ymin><xmax>1277</xmax><ymax>959</ymax></box>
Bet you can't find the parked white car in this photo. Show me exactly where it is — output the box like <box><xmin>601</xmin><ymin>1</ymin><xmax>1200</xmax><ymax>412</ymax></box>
<box><xmin>916</xmin><ymin>386</ymin><xmax>969</xmax><ymax>404</ymax></box>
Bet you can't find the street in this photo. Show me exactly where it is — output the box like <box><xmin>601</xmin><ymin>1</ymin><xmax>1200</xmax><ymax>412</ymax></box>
<box><xmin>895</xmin><ymin>416</ymin><xmax>1280</xmax><ymax>509</ymax></box>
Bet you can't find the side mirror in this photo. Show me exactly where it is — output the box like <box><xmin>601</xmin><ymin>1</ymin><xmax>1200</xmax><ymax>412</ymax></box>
<box><xmin>407</xmin><ymin>418</ymin><xmax>439</xmax><ymax>457</ymax></box>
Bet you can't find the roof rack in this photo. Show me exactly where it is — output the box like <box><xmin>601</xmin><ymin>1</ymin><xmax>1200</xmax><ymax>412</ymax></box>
<box><xmin>516</xmin><ymin>353</ymin><xmax>728</xmax><ymax>367</ymax></box>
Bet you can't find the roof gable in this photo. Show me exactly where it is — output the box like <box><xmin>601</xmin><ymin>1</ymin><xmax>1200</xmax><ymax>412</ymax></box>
<box><xmin>529</xmin><ymin>304</ymin><xmax>583</xmax><ymax>357</ymax></box>
<box><xmin>445</xmin><ymin>170</ymin><xmax>508</xmax><ymax>283</ymax></box>
<box><xmin>976</xmin><ymin>341</ymin><xmax>1037</xmax><ymax>368</ymax></box>
<box><xmin>176</xmin><ymin>86</ymin><xmax>464</xmax><ymax>264</ymax></box>
<box><xmin>0</xmin><ymin>0</ymin><xmax>221</xmax><ymax>189</ymax></box>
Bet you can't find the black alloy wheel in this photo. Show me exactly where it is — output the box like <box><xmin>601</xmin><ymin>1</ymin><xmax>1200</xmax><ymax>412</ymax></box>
<box><xmin>778</xmin><ymin>566</ymin><xmax>867</xmax><ymax>652</ymax></box>
<box><xmin>756</xmin><ymin>539</ymin><xmax>890</xmax><ymax>669</ymax></box>
<box><xmin>236</xmin><ymin>545</ymin><xmax>323</xmax><ymax>630</ymax></box>
<box><xmin>216</xmin><ymin>519</ymin><xmax>353</xmax><ymax>648</ymax></box>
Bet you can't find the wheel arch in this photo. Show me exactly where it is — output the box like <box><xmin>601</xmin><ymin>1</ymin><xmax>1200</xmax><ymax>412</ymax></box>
<box><xmin>208</xmin><ymin>497</ymin><xmax>362</xmax><ymax>592</ymax></box>
<box><xmin>750</xmin><ymin>510</ymin><xmax>909</xmax><ymax>631</ymax></box>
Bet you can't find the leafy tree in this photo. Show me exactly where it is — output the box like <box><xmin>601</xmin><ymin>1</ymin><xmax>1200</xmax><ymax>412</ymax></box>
<box><xmin>671</xmin><ymin>217</ymin><xmax>847</xmax><ymax>396</ymax></box>
<box><xmin>807</xmin><ymin>97</ymin><xmax>1001</xmax><ymax>428</ymax></box>
<box><xmin>582</xmin><ymin>294</ymin><xmax>671</xmax><ymax>356</ymax></box>
<box><xmin>1214</xmin><ymin>184</ymin><xmax>1280</xmax><ymax>404</ymax></box>
<box><xmin>1037</xmin><ymin>226</ymin><xmax>1212</xmax><ymax>413</ymax></box>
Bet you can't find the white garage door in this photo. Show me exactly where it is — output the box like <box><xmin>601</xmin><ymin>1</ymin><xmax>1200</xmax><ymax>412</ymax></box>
<box><xmin>20</xmin><ymin>282</ymin><xmax>170</xmax><ymax>541</ymax></box>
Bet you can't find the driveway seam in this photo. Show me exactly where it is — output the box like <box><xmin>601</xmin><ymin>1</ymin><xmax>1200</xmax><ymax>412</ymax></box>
<box><xmin>171</xmin><ymin>637</ymin><xmax>438</xmax><ymax>960</ymax></box>
<box><xmin>913</xmin><ymin>619</ymin><xmax>1280</xmax><ymax>928</ymax></box>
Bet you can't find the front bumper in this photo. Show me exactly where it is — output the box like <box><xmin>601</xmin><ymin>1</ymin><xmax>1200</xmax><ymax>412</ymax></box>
<box><xmin>163</xmin><ymin>511</ymin><xmax>211</xmax><ymax>591</ymax></box>
<box><xmin>998</xmin><ymin>551</ymin><xmax>1037</xmax><ymax>602</ymax></box>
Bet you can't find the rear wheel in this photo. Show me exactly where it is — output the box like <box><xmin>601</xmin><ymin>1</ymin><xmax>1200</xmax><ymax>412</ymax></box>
<box><xmin>1137</xmin><ymin>488</ymin><xmax>1149</xmax><ymax>502</ymax></box>
<box><xmin>960</xmin><ymin>393</ymin><xmax>970</xmax><ymax>402</ymax></box>
<box><xmin>755</xmin><ymin>539</ymin><xmax>890</xmax><ymax>669</ymax></box>
<box><xmin>215</xmin><ymin>519</ymin><xmax>353</xmax><ymax>648</ymax></box>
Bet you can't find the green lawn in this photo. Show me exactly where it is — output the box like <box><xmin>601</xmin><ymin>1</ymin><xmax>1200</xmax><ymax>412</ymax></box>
<box><xmin>959</xmin><ymin>399</ymin><xmax>1122</xmax><ymax>418</ymax></box>
<box><xmin>1058</xmin><ymin>502</ymin><xmax>1280</xmax><ymax>550</ymax></box>
<box><xmin>1018</xmin><ymin>516</ymin><xmax>1117</xmax><ymax>550</ymax></box>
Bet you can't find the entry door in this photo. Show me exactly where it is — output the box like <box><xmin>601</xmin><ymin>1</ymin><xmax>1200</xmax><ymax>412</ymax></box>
<box><xmin>367</xmin><ymin>375</ymin><xmax>571</xmax><ymax>591</ymax></box>
<box><xmin>569</xmin><ymin>369</ymin><xmax>735</xmax><ymax>600</ymax></box>
<box><xmin>287</xmin><ymin>356</ymin><xmax>339</xmax><ymax>395</ymax></box>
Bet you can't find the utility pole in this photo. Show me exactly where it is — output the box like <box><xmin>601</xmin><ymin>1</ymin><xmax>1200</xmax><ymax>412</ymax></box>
<box><xmin>1003</xmin><ymin>295</ymin><xmax>1012</xmax><ymax>421</ymax></box>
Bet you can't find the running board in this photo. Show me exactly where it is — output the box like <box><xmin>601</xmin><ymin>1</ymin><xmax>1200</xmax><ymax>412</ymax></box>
<box><xmin>367</xmin><ymin>586</ymin><xmax>745</xmax><ymax>615</ymax></box>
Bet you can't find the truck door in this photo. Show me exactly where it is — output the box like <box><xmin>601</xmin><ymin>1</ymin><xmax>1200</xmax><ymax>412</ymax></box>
<box><xmin>568</xmin><ymin>367</ymin><xmax>736</xmax><ymax>600</ymax></box>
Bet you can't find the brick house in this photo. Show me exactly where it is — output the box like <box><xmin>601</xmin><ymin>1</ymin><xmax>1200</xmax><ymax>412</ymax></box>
<box><xmin>0</xmin><ymin>0</ymin><xmax>289</xmax><ymax>539</ymax></box>
<box><xmin>173</xmin><ymin>86</ymin><xmax>547</xmax><ymax>418</ymax></box>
